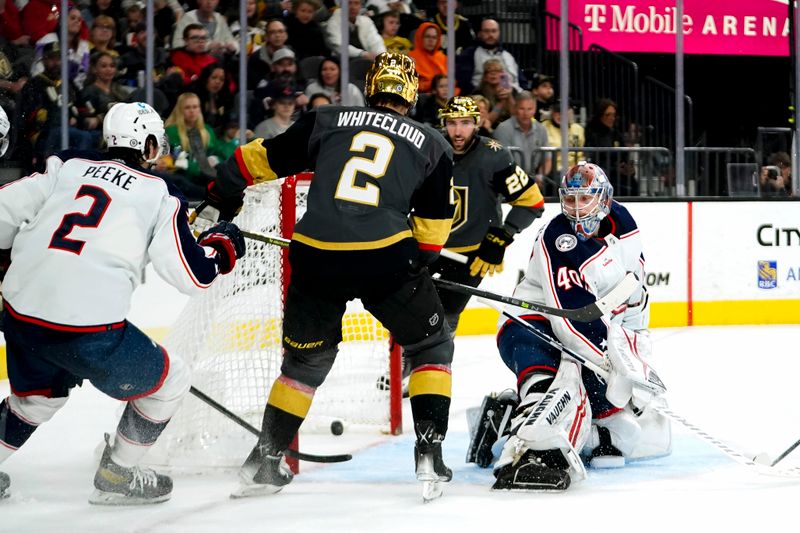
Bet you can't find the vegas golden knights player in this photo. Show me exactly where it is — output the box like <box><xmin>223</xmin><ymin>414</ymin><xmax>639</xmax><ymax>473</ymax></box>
<box><xmin>204</xmin><ymin>53</ymin><xmax>457</xmax><ymax>498</ymax></box>
<box><xmin>433</xmin><ymin>96</ymin><xmax>544</xmax><ymax>333</ymax></box>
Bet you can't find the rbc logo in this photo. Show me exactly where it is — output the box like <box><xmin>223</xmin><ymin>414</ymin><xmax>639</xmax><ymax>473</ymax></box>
<box><xmin>758</xmin><ymin>260</ymin><xmax>777</xmax><ymax>289</ymax></box>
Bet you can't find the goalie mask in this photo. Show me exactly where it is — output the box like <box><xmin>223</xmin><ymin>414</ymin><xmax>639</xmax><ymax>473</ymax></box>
<box><xmin>558</xmin><ymin>162</ymin><xmax>613</xmax><ymax>240</ymax></box>
<box><xmin>0</xmin><ymin>105</ymin><xmax>10</xmax><ymax>158</ymax></box>
<box><xmin>103</xmin><ymin>102</ymin><xmax>169</xmax><ymax>164</ymax></box>
<box><xmin>364</xmin><ymin>52</ymin><xmax>419</xmax><ymax>107</ymax></box>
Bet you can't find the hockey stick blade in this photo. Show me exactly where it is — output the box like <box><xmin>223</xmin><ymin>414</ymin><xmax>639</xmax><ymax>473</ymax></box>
<box><xmin>189</xmin><ymin>387</ymin><xmax>352</xmax><ymax>463</ymax></box>
<box><xmin>435</xmin><ymin>271</ymin><xmax>639</xmax><ymax>323</ymax></box>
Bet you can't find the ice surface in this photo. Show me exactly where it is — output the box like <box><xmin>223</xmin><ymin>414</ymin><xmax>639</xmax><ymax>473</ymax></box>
<box><xmin>2</xmin><ymin>325</ymin><xmax>799</xmax><ymax>532</ymax></box>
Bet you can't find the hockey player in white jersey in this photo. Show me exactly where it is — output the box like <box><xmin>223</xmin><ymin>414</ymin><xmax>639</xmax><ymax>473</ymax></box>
<box><xmin>0</xmin><ymin>102</ymin><xmax>245</xmax><ymax>504</ymax></box>
<box><xmin>466</xmin><ymin>162</ymin><xmax>670</xmax><ymax>491</ymax></box>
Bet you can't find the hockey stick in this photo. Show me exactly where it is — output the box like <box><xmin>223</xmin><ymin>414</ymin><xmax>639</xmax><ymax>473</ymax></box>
<box><xmin>189</xmin><ymin>386</ymin><xmax>352</xmax><ymax>463</ymax></box>
<box><xmin>484</xmin><ymin>303</ymin><xmax>800</xmax><ymax>478</ymax></box>
<box><xmin>769</xmin><ymin>437</ymin><xmax>800</xmax><ymax>467</ymax></box>
<box><xmin>434</xmin><ymin>273</ymin><xmax>640</xmax><ymax>323</ymax></box>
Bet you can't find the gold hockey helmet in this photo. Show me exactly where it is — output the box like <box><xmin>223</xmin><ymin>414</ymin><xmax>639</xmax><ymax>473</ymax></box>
<box><xmin>364</xmin><ymin>52</ymin><xmax>419</xmax><ymax>107</ymax></box>
<box><xmin>438</xmin><ymin>96</ymin><xmax>481</xmax><ymax>128</ymax></box>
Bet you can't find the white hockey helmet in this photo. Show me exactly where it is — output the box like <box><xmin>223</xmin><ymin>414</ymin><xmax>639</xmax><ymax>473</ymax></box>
<box><xmin>558</xmin><ymin>161</ymin><xmax>613</xmax><ymax>240</ymax></box>
<box><xmin>103</xmin><ymin>102</ymin><xmax>168</xmax><ymax>164</ymax></box>
<box><xmin>0</xmin><ymin>105</ymin><xmax>10</xmax><ymax>158</ymax></box>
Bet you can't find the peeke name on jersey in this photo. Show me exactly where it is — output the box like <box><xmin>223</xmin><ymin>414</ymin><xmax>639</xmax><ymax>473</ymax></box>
<box><xmin>82</xmin><ymin>165</ymin><xmax>138</xmax><ymax>191</ymax></box>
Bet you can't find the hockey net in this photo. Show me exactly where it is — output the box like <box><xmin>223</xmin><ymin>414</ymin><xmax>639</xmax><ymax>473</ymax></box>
<box><xmin>147</xmin><ymin>175</ymin><xmax>401</xmax><ymax>469</ymax></box>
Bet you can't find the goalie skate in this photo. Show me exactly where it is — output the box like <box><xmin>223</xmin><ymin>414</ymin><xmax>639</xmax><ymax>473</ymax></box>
<box><xmin>0</xmin><ymin>471</ymin><xmax>9</xmax><ymax>499</ymax></box>
<box><xmin>492</xmin><ymin>449</ymin><xmax>571</xmax><ymax>491</ymax></box>
<box><xmin>231</xmin><ymin>446</ymin><xmax>294</xmax><ymax>499</ymax></box>
<box><xmin>415</xmin><ymin>422</ymin><xmax>452</xmax><ymax>502</ymax></box>
<box><xmin>89</xmin><ymin>434</ymin><xmax>173</xmax><ymax>505</ymax></box>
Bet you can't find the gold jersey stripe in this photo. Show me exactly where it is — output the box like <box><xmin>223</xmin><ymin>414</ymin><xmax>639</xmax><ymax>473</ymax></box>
<box><xmin>268</xmin><ymin>379</ymin><xmax>314</xmax><ymax>418</ymax></box>
<box><xmin>408</xmin><ymin>369</ymin><xmax>452</xmax><ymax>398</ymax></box>
<box><xmin>509</xmin><ymin>183</ymin><xmax>544</xmax><ymax>208</ymax></box>
<box><xmin>410</xmin><ymin>216</ymin><xmax>452</xmax><ymax>247</ymax></box>
<box><xmin>446</xmin><ymin>243</ymin><xmax>480</xmax><ymax>253</ymax></box>
<box><xmin>240</xmin><ymin>139</ymin><xmax>278</xmax><ymax>184</ymax></box>
<box><xmin>292</xmin><ymin>230</ymin><xmax>413</xmax><ymax>250</ymax></box>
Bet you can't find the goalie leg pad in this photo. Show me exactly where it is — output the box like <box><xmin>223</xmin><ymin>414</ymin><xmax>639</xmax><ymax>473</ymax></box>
<box><xmin>466</xmin><ymin>390</ymin><xmax>518</xmax><ymax>468</ymax></box>
<box><xmin>494</xmin><ymin>359</ymin><xmax>591</xmax><ymax>487</ymax></box>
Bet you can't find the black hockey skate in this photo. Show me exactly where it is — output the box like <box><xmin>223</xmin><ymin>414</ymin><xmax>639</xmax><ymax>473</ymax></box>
<box><xmin>492</xmin><ymin>449</ymin><xmax>571</xmax><ymax>492</ymax></box>
<box><xmin>89</xmin><ymin>434</ymin><xmax>173</xmax><ymax>505</ymax></box>
<box><xmin>1</xmin><ymin>471</ymin><xmax>9</xmax><ymax>499</ymax></box>
<box><xmin>414</xmin><ymin>421</ymin><xmax>452</xmax><ymax>502</ymax></box>
<box><xmin>466</xmin><ymin>391</ymin><xmax>518</xmax><ymax>468</ymax></box>
<box><xmin>231</xmin><ymin>444</ymin><xmax>294</xmax><ymax>499</ymax></box>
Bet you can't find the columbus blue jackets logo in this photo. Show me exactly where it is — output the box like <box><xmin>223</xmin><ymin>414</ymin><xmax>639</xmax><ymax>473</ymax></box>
<box><xmin>555</xmin><ymin>234</ymin><xmax>577</xmax><ymax>252</ymax></box>
<box><xmin>758</xmin><ymin>260</ymin><xmax>777</xmax><ymax>289</ymax></box>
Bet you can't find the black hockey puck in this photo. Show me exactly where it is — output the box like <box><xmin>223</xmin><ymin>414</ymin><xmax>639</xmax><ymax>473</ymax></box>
<box><xmin>330</xmin><ymin>420</ymin><xmax>344</xmax><ymax>436</ymax></box>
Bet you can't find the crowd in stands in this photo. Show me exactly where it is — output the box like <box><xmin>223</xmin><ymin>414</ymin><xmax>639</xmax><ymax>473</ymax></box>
<box><xmin>0</xmin><ymin>0</ymin><xmax>666</xmax><ymax>198</ymax></box>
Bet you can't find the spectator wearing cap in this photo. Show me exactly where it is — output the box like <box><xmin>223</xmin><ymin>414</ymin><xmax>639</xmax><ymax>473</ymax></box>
<box><xmin>253</xmin><ymin>81</ymin><xmax>297</xmax><ymax>139</ymax></box>
<box><xmin>532</xmin><ymin>74</ymin><xmax>554</xmax><ymax>122</ymax></box>
<box><xmin>430</xmin><ymin>0</ymin><xmax>474</xmax><ymax>53</ymax></box>
<box><xmin>250</xmin><ymin>47</ymin><xmax>309</xmax><ymax>127</ymax></box>
<box><xmin>20</xmin><ymin>41</ymin><xmax>97</xmax><ymax>171</ymax></box>
<box><xmin>32</xmin><ymin>8</ymin><xmax>91</xmax><ymax>89</ymax></box>
<box><xmin>456</xmin><ymin>18</ymin><xmax>524</xmax><ymax>95</ymax></box>
<box><xmin>324</xmin><ymin>0</ymin><xmax>385</xmax><ymax>60</ymax></box>
<box><xmin>286</xmin><ymin>0</ymin><xmax>330</xmax><ymax>61</ymax></box>
<box><xmin>304</xmin><ymin>56</ymin><xmax>365</xmax><ymax>106</ymax></box>
<box><xmin>169</xmin><ymin>24</ymin><xmax>218</xmax><ymax>86</ymax></box>
<box><xmin>172</xmin><ymin>0</ymin><xmax>239</xmax><ymax>56</ymax></box>
<box><xmin>247</xmin><ymin>19</ymin><xmax>291</xmax><ymax>90</ymax></box>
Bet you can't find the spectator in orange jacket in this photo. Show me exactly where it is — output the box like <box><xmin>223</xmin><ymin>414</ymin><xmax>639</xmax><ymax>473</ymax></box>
<box><xmin>409</xmin><ymin>22</ymin><xmax>451</xmax><ymax>94</ymax></box>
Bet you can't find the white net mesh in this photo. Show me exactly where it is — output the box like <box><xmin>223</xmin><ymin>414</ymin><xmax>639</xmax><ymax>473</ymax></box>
<box><xmin>148</xmin><ymin>179</ymin><xmax>393</xmax><ymax>469</ymax></box>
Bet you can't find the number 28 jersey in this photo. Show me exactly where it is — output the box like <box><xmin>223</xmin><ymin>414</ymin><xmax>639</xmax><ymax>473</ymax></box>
<box><xmin>0</xmin><ymin>152</ymin><xmax>225</xmax><ymax>328</ymax></box>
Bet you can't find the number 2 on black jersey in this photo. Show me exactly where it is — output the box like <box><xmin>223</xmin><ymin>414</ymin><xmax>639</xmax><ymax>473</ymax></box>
<box><xmin>49</xmin><ymin>184</ymin><xmax>112</xmax><ymax>255</ymax></box>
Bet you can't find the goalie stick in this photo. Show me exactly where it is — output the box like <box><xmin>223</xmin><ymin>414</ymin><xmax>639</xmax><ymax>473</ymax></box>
<box><xmin>189</xmin><ymin>386</ymin><xmax>352</xmax><ymax>464</ymax></box>
<box><xmin>486</xmin><ymin>303</ymin><xmax>800</xmax><ymax>479</ymax></box>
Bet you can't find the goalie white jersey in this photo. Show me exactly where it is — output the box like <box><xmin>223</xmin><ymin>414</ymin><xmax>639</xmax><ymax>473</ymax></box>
<box><xmin>504</xmin><ymin>201</ymin><xmax>649</xmax><ymax>365</ymax></box>
<box><xmin>0</xmin><ymin>152</ymin><xmax>224</xmax><ymax>329</ymax></box>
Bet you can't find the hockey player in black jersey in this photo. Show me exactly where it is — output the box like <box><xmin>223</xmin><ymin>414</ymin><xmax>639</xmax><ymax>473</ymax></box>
<box><xmin>431</xmin><ymin>96</ymin><xmax>545</xmax><ymax>333</ymax></box>
<box><xmin>202</xmin><ymin>52</ymin><xmax>457</xmax><ymax>500</ymax></box>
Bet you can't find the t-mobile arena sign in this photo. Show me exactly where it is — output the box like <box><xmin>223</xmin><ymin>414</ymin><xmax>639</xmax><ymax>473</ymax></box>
<box><xmin>546</xmin><ymin>0</ymin><xmax>790</xmax><ymax>56</ymax></box>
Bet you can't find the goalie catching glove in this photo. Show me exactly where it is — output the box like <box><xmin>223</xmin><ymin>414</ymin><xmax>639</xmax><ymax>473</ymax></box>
<box><xmin>470</xmin><ymin>227</ymin><xmax>514</xmax><ymax>278</ymax></box>
<box><xmin>197</xmin><ymin>221</ymin><xmax>246</xmax><ymax>274</ymax></box>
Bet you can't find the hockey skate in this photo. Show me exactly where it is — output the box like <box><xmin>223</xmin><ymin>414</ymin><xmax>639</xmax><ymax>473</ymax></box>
<box><xmin>466</xmin><ymin>390</ymin><xmax>518</xmax><ymax>468</ymax></box>
<box><xmin>414</xmin><ymin>421</ymin><xmax>452</xmax><ymax>502</ymax></box>
<box><xmin>492</xmin><ymin>449</ymin><xmax>571</xmax><ymax>491</ymax></box>
<box><xmin>1</xmin><ymin>471</ymin><xmax>9</xmax><ymax>499</ymax></box>
<box><xmin>89</xmin><ymin>434</ymin><xmax>173</xmax><ymax>505</ymax></box>
<box><xmin>231</xmin><ymin>445</ymin><xmax>294</xmax><ymax>499</ymax></box>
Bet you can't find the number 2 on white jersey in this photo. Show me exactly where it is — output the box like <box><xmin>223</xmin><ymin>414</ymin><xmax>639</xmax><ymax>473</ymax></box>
<box><xmin>335</xmin><ymin>131</ymin><xmax>395</xmax><ymax>206</ymax></box>
<box><xmin>49</xmin><ymin>184</ymin><xmax>112</xmax><ymax>255</ymax></box>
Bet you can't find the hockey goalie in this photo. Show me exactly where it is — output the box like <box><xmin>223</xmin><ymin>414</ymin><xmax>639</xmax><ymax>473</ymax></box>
<box><xmin>466</xmin><ymin>162</ymin><xmax>671</xmax><ymax>491</ymax></box>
